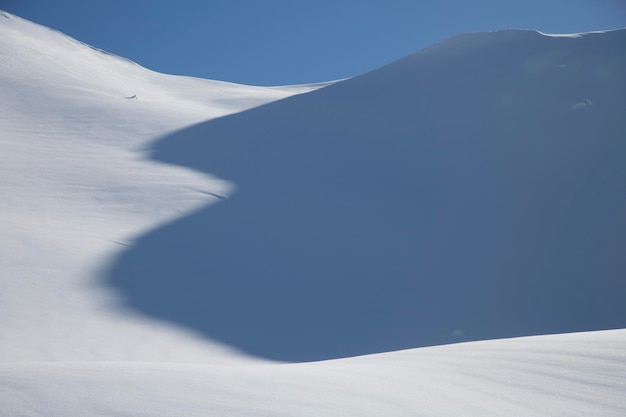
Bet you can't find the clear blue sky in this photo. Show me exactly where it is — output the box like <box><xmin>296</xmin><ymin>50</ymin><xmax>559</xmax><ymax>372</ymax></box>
<box><xmin>1</xmin><ymin>0</ymin><xmax>624</xmax><ymax>85</ymax></box>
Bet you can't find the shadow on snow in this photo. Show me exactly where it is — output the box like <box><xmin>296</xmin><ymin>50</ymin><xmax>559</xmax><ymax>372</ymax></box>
<box><xmin>106</xmin><ymin>30</ymin><xmax>626</xmax><ymax>362</ymax></box>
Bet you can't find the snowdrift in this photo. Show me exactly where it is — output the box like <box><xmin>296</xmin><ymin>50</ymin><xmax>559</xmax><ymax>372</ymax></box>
<box><xmin>3</xmin><ymin>330</ymin><xmax>626</xmax><ymax>417</ymax></box>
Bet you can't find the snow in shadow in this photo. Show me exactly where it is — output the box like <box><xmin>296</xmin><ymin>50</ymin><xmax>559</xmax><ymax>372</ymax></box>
<box><xmin>106</xmin><ymin>30</ymin><xmax>626</xmax><ymax>362</ymax></box>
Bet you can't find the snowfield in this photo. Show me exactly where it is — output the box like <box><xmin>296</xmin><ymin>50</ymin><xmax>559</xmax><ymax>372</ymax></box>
<box><xmin>2</xmin><ymin>330</ymin><xmax>625</xmax><ymax>417</ymax></box>
<box><xmin>1</xmin><ymin>10</ymin><xmax>625</xmax><ymax>416</ymax></box>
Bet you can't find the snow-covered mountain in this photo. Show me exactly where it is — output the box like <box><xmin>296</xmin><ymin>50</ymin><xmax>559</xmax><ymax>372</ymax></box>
<box><xmin>1</xmin><ymin>10</ymin><xmax>625</xmax><ymax>417</ymax></box>
<box><xmin>111</xmin><ymin>28</ymin><xmax>626</xmax><ymax>361</ymax></box>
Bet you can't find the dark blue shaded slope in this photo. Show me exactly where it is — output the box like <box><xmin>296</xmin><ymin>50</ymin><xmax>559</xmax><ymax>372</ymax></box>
<box><xmin>107</xmin><ymin>30</ymin><xmax>626</xmax><ymax>362</ymax></box>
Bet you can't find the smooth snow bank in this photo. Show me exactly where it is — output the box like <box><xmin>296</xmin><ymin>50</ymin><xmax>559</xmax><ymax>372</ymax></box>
<box><xmin>0</xmin><ymin>10</ymin><xmax>326</xmax><ymax>363</ymax></box>
<box><xmin>2</xmin><ymin>330</ymin><xmax>625</xmax><ymax>417</ymax></box>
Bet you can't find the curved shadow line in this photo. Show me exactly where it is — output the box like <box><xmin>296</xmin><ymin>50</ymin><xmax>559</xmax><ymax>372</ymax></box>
<box><xmin>105</xmin><ymin>31</ymin><xmax>626</xmax><ymax>362</ymax></box>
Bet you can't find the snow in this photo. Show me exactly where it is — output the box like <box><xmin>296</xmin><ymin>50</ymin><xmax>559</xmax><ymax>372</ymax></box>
<box><xmin>1</xmin><ymin>9</ymin><xmax>625</xmax><ymax>416</ymax></box>
<box><xmin>0</xmin><ymin>10</ymin><xmax>323</xmax><ymax>363</ymax></box>
<box><xmin>2</xmin><ymin>331</ymin><xmax>625</xmax><ymax>416</ymax></box>
<box><xmin>117</xmin><ymin>26</ymin><xmax>626</xmax><ymax>362</ymax></box>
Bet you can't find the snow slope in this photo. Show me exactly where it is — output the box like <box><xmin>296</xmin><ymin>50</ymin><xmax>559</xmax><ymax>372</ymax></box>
<box><xmin>2</xmin><ymin>330</ymin><xmax>625</xmax><ymax>416</ymax></box>
<box><xmin>111</xmin><ymin>28</ymin><xmax>626</xmax><ymax>361</ymax></box>
<box><xmin>0</xmin><ymin>10</ymin><xmax>324</xmax><ymax>363</ymax></box>
<box><xmin>1</xmin><ymin>9</ymin><xmax>625</xmax><ymax>417</ymax></box>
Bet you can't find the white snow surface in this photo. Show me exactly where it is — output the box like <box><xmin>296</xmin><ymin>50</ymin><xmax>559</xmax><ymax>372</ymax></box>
<box><xmin>1</xmin><ymin>10</ymin><xmax>625</xmax><ymax>416</ymax></box>
<box><xmin>0</xmin><ymin>10</ymin><xmax>323</xmax><ymax>363</ymax></box>
<box><xmin>2</xmin><ymin>330</ymin><xmax>625</xmax><ymax>417</ymax></box>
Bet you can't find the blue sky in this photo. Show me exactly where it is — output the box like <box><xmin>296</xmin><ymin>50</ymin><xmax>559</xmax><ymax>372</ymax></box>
<box><xmin>2</xmin><ymin>0</ymin><xmax>624</xmax><ymax>85</ymax></box>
